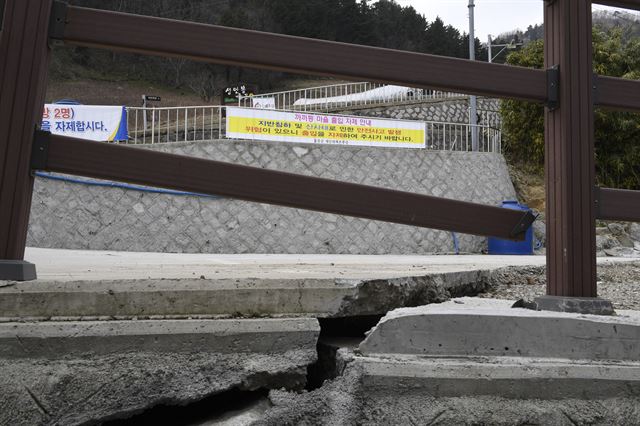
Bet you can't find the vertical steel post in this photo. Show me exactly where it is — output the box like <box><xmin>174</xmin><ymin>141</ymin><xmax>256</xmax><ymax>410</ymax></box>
<box><xmin>468</xmin><ymin>0</ymin><xmax>479</xmax><ymax>151</ymax></box>
<box><xmin>537</xmin><ymin>0</ymin><xmax>612</xmax><ymax>314</ymax></box>
<box><xmin>488</xmin><ymin>35</ymin><xmax>493</xmax><ymax>64</ymax></box>
<box><xmin>0</xmin><ymin>0</ymin><xmax>54</xmax><ymax>281</ymax></box>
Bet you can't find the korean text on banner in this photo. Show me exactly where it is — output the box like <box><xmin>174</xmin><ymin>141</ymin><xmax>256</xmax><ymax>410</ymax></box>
<box><xmin>42</xmin><ymin>105</ymin><xmax>129</xmax><ymax>142</ymax></box>
<box><xmin>226</xmin><ymin>107</ymin><xmax>425</xmax><ymax>149</ymax></box>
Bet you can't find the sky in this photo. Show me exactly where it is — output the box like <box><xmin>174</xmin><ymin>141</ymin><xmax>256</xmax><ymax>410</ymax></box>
<box><xmin>394</xmin><ymin>0</ymin><xmax>637</xmax><ymax>42</ymax></box>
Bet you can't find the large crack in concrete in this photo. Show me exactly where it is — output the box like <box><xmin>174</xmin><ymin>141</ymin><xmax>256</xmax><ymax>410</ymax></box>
<box><xmin>0</xmin><ymin>269</ymin><xmax>494</xmax><ymax>321</ymax></box>
<box><xmin>1</xmin><ymin>351</ymin><xmax>315</xmax><ymax>426</ymax></box>
<box><xmin>3</xmin><ymin>263</ymin><xmax>640</xmax><ymax>425</ymax></box>
<box><xmin>334</xmin><ymin>270</ymin><xmax>491</xmax><ymax>317</ymax></box>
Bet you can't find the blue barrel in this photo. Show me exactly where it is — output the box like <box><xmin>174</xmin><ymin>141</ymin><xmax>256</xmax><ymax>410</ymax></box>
<box><xmin>488</xmin><ymin>201</ymin><xmax>534</xmax><ymax>255</ymax></box>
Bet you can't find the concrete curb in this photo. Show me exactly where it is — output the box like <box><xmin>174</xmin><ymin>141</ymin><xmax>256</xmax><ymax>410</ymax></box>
<box><xmin>357</xmin><ymin>355</ymin><xmax>640</xmax><ymax>399</ymax></box>
<box><xmin>0</xmin><ymin>270</ymin><xmax>491</xmax><ymax>320</ymax></box>
<box><xmin>0</xmin><ymin>318</ymin><xmax>319</xmax><ymax>358</ymax></box>
<box><xmin>359</xmin><ymin>298</ymin><xmax>640</xmax><ymax>361</ymax></box>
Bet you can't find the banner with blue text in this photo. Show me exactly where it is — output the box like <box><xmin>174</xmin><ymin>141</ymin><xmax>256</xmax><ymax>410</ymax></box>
<box><xmin>42</xmin><ymin>105</ymin><xmax>128</xmax><ymax>142</ymax></box>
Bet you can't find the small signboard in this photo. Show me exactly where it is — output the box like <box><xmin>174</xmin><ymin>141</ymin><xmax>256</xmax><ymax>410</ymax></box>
<box><xmin>222</xmin><ymin>84</ymin><xmax>257</xmax><ymax>104</ymax></box>
<box><xmin>143</xmin><ymin>95</ymin><xmax>162</xmax><ymax>102</ymax></box>
<box><xmin>251</xmin><ymin>97</ymin><xmax>276</xmax><ymax>109</ymax></box>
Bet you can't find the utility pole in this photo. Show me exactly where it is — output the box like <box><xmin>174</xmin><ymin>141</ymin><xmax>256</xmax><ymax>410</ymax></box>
<box><xmin>469</xmin><ymin>0</ymin><xmax>478</xmax><ymax>151</ymax></box>
<box><xmin>488</xmin><ymin>35</ymin><xmax>493</xmax><ymax>64</ymax></box>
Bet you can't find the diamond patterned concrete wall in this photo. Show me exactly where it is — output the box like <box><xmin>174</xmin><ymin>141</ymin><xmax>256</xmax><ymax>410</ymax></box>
<box><xmin>342</xmin><ymin>98</ymin><xmax>502</xmax><ymax>129</ymax></box>
<box><xmin>28</xmin><ymin>138</ymin><xmax>516</xmax><ymax>254</ymax></box>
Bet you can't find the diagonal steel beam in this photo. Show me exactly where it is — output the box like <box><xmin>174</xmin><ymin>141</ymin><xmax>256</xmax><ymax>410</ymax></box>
<box><xmin>32</xmin><ymin>133</ymin><xmax>535</xmax><ymax>241</ymax></box>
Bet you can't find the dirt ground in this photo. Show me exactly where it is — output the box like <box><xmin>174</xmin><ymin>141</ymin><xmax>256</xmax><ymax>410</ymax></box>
<box><xmin>481</xmin><ymin>262</ymin><xmax>640</xmax><ymax>311</ymax></box>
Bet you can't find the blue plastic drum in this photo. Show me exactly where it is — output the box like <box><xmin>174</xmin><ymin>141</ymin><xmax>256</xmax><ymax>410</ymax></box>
<box><xmin>488</xmin><ymin>201</ymin><xmax>534</xmax><ymax>255</ymax></box>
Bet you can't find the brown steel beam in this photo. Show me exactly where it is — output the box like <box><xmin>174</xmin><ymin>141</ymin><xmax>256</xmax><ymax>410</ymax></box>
<box><xmin>0</xmin><ymin>0</ymin><xmax>52</xmax><ymax>276</ymax></box>
<box><xmin>54</xmin><ymin>5</ymin><xmax>548</xmax><ymax>103</ymax></box>
<box><xmin>543</xmin><ymin>0</ymin><xmax>598</xmax><ymax>298</ymax></box>
<box><xmin>35</xmin><ymin>133</ymin><xmax>535</xmax><ymax>241</ymax></box>
<box><xmin>596</xmin><ymin>187</ymin><xmax>640</xmax><ymax>222</ymax></box>
<box><xmin>597</xmin><ymin>76</ymin><xmax>640</xmax><ymax>112</ymax></box>
<box><xmin>594</xmin><ymin>0</ymin><xmax>640</xmax><ymax>11</ymax></box>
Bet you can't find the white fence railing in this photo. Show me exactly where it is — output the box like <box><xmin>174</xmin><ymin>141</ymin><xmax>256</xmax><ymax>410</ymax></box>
<box><xmin>238</xmin><ymin>82</ymin><xmax>465</xmax><ymax>112</ymax></box>
<box><xmin>425</xmin><ymin>121</ymin><xmax>501</xmax><ymax>153</ymax></box>
<box><xmin>125</xmin><ymin>106</ymin><xmax>501</xmax><ymax>153</ymax></box>
<box><xmin>127</xmin><ymin>106</ymin><xmax>224</xmax><ymax>144</ymax></box>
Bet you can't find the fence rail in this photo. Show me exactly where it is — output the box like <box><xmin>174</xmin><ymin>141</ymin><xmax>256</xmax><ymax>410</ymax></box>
<box><xmin>238</xmin><ymin>82</ymin><xmax>465</xmax><ymax>112</ymax></box>
<box><xmin>125</xmin><ymin>106</ymin><xmax>501</xmax><ymax>153</ymax></box>
<box><xmin>5</xmin><ymin>0</ymin><xmax>640</xmax><ymax>299</ymax></box>
<box><xmin>126</xmin><ymin>106</ymin><xmax>224</xmax><ymax>145</ymax></box>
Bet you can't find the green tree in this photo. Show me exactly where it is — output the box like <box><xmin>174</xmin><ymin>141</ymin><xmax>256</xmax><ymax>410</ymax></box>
<box><xmin>500</xmin><ymin>29</ymin><xmax>640</xmax><ymax>189</ymax></box>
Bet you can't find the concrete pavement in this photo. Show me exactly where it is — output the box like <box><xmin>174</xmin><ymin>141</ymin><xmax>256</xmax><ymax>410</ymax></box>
<box><xmin>23</xmin><ymin>247</ymin><xmax>558</xmax><ymax>282</ymax></box>
<box><xmin>1</xmin><ymin>248</ymin><xmax>634</xmax><ymax>320</ymax></box>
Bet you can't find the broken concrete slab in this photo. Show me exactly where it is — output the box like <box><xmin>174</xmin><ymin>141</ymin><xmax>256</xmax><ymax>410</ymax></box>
<box><xmin>0</xmin><ymin>318</ymin><xmax>319</xmax><ymax>426</ymax></box>
<box><xmin>4</xmin><ymin>249</ymin><xmax>635</xmax><ymax>321</ymax></box>
<box><xmin>252</xmin><ymin>299</ymin><xmax>640</xmax><ymax>425</ymax></box>
<box><xmin>0</xmin><ymin>270</ymin><xmax>492</xmax><ymax>320</ymax></box>
<box><xmin>255</xmin><ymin>359</ymin><xmax>640</xmax><ymax>425</ymax></box>
<box><xmin>359</xmin><ymin>297</ymin><xmax>640</xmax><ymax>360</ymax></box>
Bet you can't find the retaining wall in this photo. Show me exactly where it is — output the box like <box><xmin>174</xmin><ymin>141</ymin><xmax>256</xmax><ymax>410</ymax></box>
<box><xmin>340</xmin><ymin>97</ymin><xmax>501</xmax><ymax>128</ymax></box>
<box><xmin>27</xmin><ymin>139</ymin><xmax>516</xmax><ymax>254</ymax></box>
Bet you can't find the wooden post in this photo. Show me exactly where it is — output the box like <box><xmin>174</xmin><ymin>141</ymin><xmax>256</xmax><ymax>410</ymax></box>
<box><xmin>538</xmin><ymin>0</ymin><xmax>613</xmax><ymax>314</ymax></box>
<box><xmin>0</xmin><ymin>0</ymin><xmax>54</xmax><ymax>280</ymax></box>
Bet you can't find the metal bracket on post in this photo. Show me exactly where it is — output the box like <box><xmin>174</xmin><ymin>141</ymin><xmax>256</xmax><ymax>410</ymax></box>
<box><xmin>546</xmin><ymin>65</ymin><xmax>559</xmax><ymax>111</ymax></box>
<box><xmin>509</xmin><ymin>210</ymin><xmax>538</xmax><ymax>240</ymax></box>
<box><xmin>31</xmin><ymin>130</ymin><xmax>51</xmax><ymax>172</ymax></box>
<box><xmin>48</xmin><ymin>0</ymin><xmax>68</xmax><ymax>47</ymax></box>
<box><xmin>593</xmin><ymin>186</ymin><xmax>602</xmax><ymax>219</ymax></box>
<box><xmin>592</xmin><ymin>73</ymin><xmax>599</xmax><ymax>106</ymax></box>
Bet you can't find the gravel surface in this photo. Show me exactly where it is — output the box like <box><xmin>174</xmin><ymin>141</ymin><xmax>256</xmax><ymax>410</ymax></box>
<box><xmin>481</xmin><ymin>262</ymin><xmax>640</xmax><ymax>311</ymax></box>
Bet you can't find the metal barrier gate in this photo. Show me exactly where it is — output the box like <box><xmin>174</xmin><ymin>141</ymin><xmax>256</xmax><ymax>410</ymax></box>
<box><xmin>1</xmin><ymin>0</ymin><xmax>640</xmax><ymax>313</ymax></box>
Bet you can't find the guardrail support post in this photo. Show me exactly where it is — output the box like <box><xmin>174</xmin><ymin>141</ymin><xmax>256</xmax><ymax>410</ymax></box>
<box><xmin>0</xmin><ymin>0</ymin><xmax>54</xmax><ymax>281</ymax></box>
<box><xmin>537</xmin><ymin>0</ymin><xmax>613</xmax><ymax>314</ymax></box>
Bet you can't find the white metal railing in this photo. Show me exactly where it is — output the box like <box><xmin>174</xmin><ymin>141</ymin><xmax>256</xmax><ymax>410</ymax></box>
<box><xmin>238</xmin><ymin>82</ymin><xmax>465</xmax><ymax>112</ymax></box>
<box><xmin>425</xmin><ymin>121</ymin><xmax>502</xmax><ymax>153</ymax></box>
<box><xmin>124</xmin><ymin>106</ymin><xmax>501</xmax><ymax>154</ymax></box>
<box><xmin>126</xmin><ymin>106</ymin><xmax>224</xmax><ymax>144</ymax></box>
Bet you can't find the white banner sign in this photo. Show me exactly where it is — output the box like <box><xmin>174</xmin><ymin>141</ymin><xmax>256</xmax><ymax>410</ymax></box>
<box><xmin>42</xmin><ymin>104</ymin><xmax>128</xmax><ymax>142</ymax></box>
<box><xmin>226</xmin><ymin>107</ymin><xmax>425</xmax><ymax>149</ymax></box>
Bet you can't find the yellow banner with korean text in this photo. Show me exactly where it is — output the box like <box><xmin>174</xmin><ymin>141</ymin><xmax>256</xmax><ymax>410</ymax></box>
<box><xmin>226</xmin><ymin>107</ymin><xmax>425</xmax><ymax>149</ymax></box>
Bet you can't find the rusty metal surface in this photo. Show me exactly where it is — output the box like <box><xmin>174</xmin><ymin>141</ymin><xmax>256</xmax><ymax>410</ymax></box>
<box><xmin>56</xmin><ymin>6</ymin><xmax>548</xmax><ymax>103</ymax></box>
<box><xmin>597</xmin><ymin>188</ymin><xmax>640</xmax><ymax>222</ymax></box>
<box><xmin>544</xmin><ymin>0</ymin><xmax>597</xmax><ymax>298</ymax></box>
<box><xmin>37</xmin><ymin>133</ymin><xmax>534</xmax><ymax>241</ymax></box>
<box><xmin>0</xmin><ymin>0</ymin><xmax>52</xmax><ymax>260</ymax></box>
